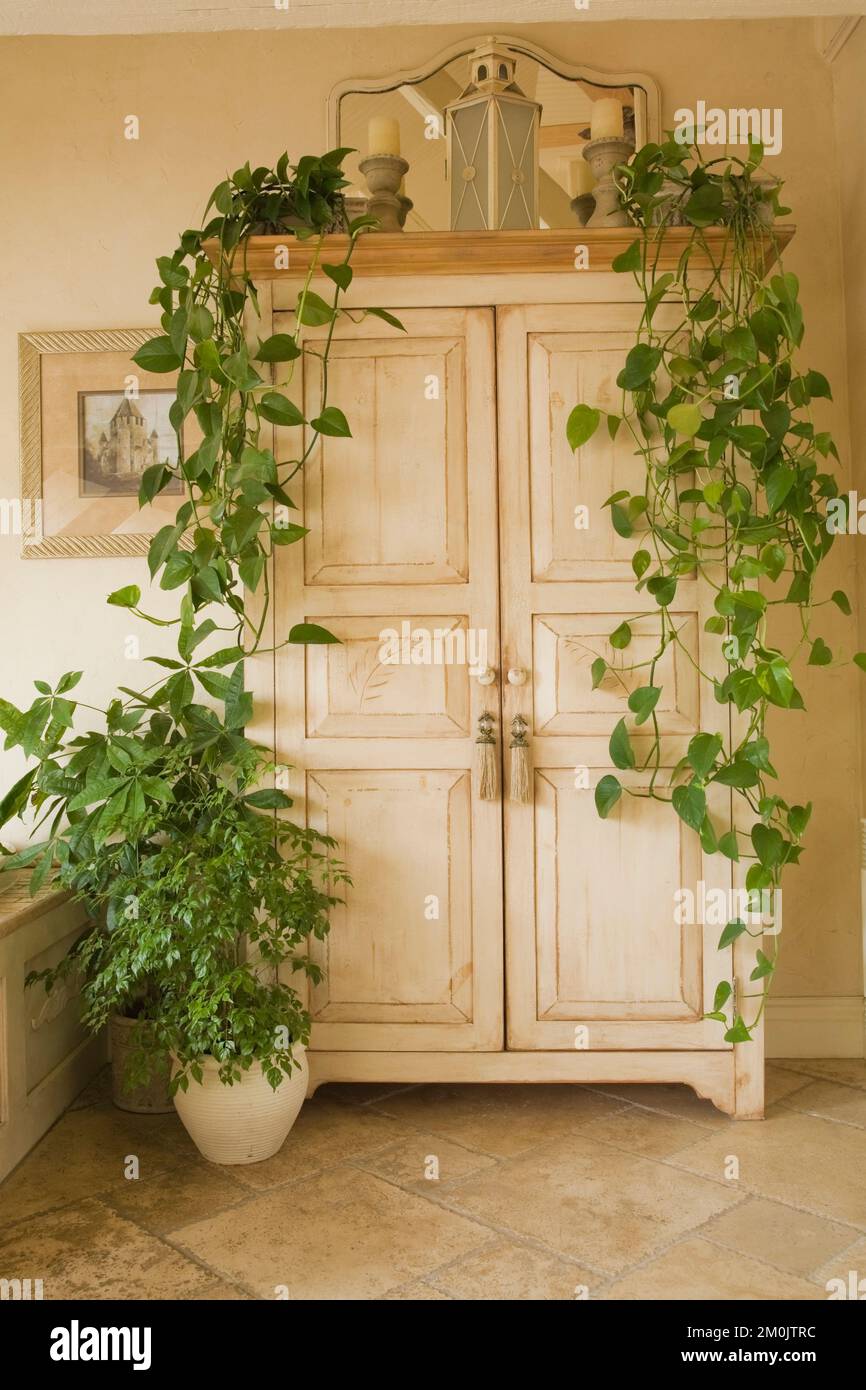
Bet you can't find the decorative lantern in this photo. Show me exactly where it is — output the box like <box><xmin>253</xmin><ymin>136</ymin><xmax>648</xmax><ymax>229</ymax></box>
<box><xmin>445</xmin><ymin>43</ymin><xmax>542</xmax><ymax>231</ymax></box>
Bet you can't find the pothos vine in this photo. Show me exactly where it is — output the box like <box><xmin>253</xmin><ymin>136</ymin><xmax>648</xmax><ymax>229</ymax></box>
<box><xmin>122</xmin><ymin>148</ymin><xmax>403</xmax><ymax>659</ymax></box>
<box><xmin>567</xmin><ymin>137</ymin><xmax>863</xmax><ymax>1044</ymax></box>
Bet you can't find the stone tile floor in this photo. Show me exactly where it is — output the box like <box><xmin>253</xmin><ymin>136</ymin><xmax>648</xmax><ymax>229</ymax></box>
<box><xmin>1</xmin><ymin>1058</ymin><xmax>865</xmax><ymax>1300</ymax></box>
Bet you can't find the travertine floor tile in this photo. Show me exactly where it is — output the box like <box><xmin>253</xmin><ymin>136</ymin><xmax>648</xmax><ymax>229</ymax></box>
<box><xmin>587</xmin><ymin>1083</ymin><xmax>733</xmax><ymax>1129</ymax></box>
<box><xmin>602</xmin><ymin>1237</ymin><xmax>824</xmax><ymax>1300</ymax></box>
<box><xmin>317</xmin><ymin>1082</ymin><xmax>419</xmax><ymax>1107</ymax></box>
<box><xmin>103</xmin><ymin>1157</ymin><xmax>252</xmax><ymax>1235</ymax></box>
<box><xmin>702</xmin><ymin>1196</ymin><xmax>854</xmax><ymax>1276</ymax></box>
<box><xmin>381</xmin><ymin>1281</ymin><xmax>452</xmax><ymax>1300</ymax></box>
<box><xmin>172</xmin><ymin>1166</ymin><xmax>491</xmax><ymax>1299</ymax></box>
<box><xmin>772</xmin><ymin>1059</ymin><xmax>866</xmax><ymax>1090</ymax></box>
<box><xmin>777</xmin><ymin>1080</ymin><xmax>866</xmax><ymax>1128</ymax></box>
<box><xmin>4</xmin><ymin>1070</ymin><xmax>864</xmax><ymax>1301</ymax></box>
<box><xmin>372</xmin><ymin>1083</ymin><xmax>625</xmax><ymax>1158</ymax></box>
<box><xmin>0</xmin><ymin>1103</ymin><xmax>193</xmax><ymax>1225</ymax></box>
<box><xmin>672</xmin><ymin>1109</ymin><xmax>866</xmax><ymax>1227</ymax></box>
<box><xmin>445</xmin><ymin>1132</ymin><xmax>739</xmax><ymax>1274</ymax></box>
<box><xmin>69</xmin><ymin>1065</ymin><xmax>113</xmax><ymax>1110</ymax></box>
<box><xmin>581</xmin><ymin>1106</ymin><xmax>710</xmax><ymax>1159</ymax></box>
<box><xmin>813</xmin><ymin>1237</ymin><xmax>866</xmax><ymax>1297</ymax></box>
<box><xmin>765</xmin><ymin>1064</ymin><xmax>813</xmax><ymax>1106</ymax></box>
<box><xmin>189</xmin><ymin>1279</ymin><xmax>252</xmax><ymax>1300</ymax></box>
<box><xmin>228</xmin><ymin>1098</ymin><xmax>406</xmax><ymax>1191</ymax></box>
<box><xmin>428</xmin><ymin>1239</ymin><xmax>593</xmax><ymax>1301</ymax></box>
<box><xmin>0</xmin><ymin>1198</ymin><xmax>212</xmax><ymax>1300</ymax></box>
<box><xmin>354</xmin><ymin>1131</ymin><xmax>497</xmax><ymax>1191</ymax></box>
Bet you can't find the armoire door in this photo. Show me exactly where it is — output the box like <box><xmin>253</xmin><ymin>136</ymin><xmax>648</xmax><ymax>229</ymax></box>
<box><xmin>497</xmin><ymin>303</ymin><xmax>732</xmax><ymax>1052</ymax></box>
<box><xmin>274</xmin><ymin>306</ymin><xmax>503</xmax><ymax>1051</ymax></box>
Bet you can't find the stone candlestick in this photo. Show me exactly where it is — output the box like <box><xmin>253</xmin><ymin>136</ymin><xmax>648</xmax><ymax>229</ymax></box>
<box><xmin>397</xmin><ymin>194</ymin><xmax>414</xmax><ymax>229</ymax></box>
<box><xmin>342</xmin><ymin>193</ymin><xmax>370</xmax><ymax>227</ymax></box>
<box><xmin>358</xmin><ymin>154</ymin><xmax>409</xmax><ymax>233</ymax></box>
<box><xmin>570</xmin><ymin>192</ymin><xmax>596</xmax><ymax>227</ymax></box>
<box><xmin>582</xmin><ymin>136</ymin><xmax>634</xmax><ymax>228</ymax></box>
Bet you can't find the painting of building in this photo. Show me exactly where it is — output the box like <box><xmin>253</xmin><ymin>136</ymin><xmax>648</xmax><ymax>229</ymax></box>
<box><xmin>79</xmin><ymin>389</ymin><xmax>181</xmax><ymax>496</ymax></box>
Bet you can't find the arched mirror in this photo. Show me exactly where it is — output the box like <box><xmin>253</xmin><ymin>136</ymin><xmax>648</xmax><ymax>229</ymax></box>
<box><xmin>329</xmin><ymin>36</ymin><xmax>660</xmax><ymax>232</ymax></box>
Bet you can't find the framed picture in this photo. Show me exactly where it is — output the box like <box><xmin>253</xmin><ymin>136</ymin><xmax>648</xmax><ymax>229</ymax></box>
<box><xmin>18</xmin><ymin>329</ymin><xmax>194</xmax><ymax>558</ymax></box>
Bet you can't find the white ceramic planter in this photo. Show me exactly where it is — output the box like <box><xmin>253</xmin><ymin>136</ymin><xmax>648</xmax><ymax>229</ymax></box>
<box><xmin>172</xmin><ymin>1047</ymin><xmax>308</xmax><ymax>1165</ymax></box>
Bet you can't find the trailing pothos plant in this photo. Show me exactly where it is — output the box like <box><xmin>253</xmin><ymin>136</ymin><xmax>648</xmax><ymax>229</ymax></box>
<box><xmin>566</xmin><ymin>137</ymin><xmax>863</xmax><ymax>1044</ymax></box>
<box><xmin>125</xmin><ymin>147</ymin><xmax>401</xmax><ymax>653</ymax></box>
<box><xmin>0</xmin><ymin>150</ymin><xmax>395</xmax><ymax>1090</ymax></box>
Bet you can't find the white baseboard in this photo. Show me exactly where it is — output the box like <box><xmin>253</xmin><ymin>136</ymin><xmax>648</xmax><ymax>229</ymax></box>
<box><xmin>766</xmin><ymin>995</ymin><xmax>865</xmax><ymax>1058</ymax></box>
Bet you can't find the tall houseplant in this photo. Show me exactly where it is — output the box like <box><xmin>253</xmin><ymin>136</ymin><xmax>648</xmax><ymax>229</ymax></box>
<box><xmin>0</xmin><ymin>151</ymin><xmax>395</xmax><ymax>1160</ymax></box>
<box><xmin>567</xmin><ymin>137</ymin><xmax>861</xmax><ymax>1043</ymax></box>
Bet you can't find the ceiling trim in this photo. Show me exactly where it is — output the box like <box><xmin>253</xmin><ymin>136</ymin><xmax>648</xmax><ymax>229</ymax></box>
<box><xmin>1</xmin><ymin>1</ymin><xmax>864</xmax><ymax>38</ymax></box>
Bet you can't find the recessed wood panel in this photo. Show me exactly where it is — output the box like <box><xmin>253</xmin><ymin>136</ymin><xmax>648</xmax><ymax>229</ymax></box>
<box><xmin>533</xmin><ymin>611</ymin><xmax>699</xmax><ymax>736</ymax></box>
<box><xmin>527</xmin><ymin>329</ymin><xmax>691</xmax><ymax>582</ymax></box>
<box><xmin>307</xmin><ymin>770</ymin><xmax>474</xmax><ymax>1024</ymax></box>
<box><xmin>534</xmin><ymin>769</ymin><xmax>703</xmax><ymax>1022</ymax></box>
<box><xmin>304</xmin><ymin>337</ymin><xmax>468</xmax><ymax>585</ymax></box>
<box><xmin>529</xmin><ymin>331</ymin><xmax>647</xmax><ymax>580</ymax></box>
<box><xmin>306</xmin><ymin>616</ymin><xmax>471</xmax><ymax>738</ymax></box>
<box><xmin>25</xmin><ymin>929</ymin><xmax>89</xmax><ymax>1094</ymax></box>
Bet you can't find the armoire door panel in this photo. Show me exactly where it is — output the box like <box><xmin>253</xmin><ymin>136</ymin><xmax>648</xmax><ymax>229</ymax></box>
<box><xmin>307</xmin><ymin>769</ymin><xmax>473</xmax><ymax>1024</ymax></box>
<box><xmin>534</xmin><ymin>768</ymin><xmax>703</xmax><ymax>1023</ymax></box>
<box><xmin>305</xmin><ymin>614</ymin><xmax>471</xmax><ymax>738</ymax></box>
<box><xmin>303</xmin><ymin>335</ymin><xmax>469</xmax><ymax>586</ymax></box>
<box><xmin>526</xmin><ymin>309</ymin><xmax>687</xmax><ymax>584</ymax></box>
<box><xmin>532</xmin><ymin>608</ymin><xmax>700</xmax><ymax>738</ymax></box>
<box><xmin>498</xmin><ymin>303</ymin><xmax>732</xmax><ymax>1053</ymax></box>
<box><xmin>274</xmin><ymin>306</ymin><xmax>503</xmax><ymax>1053</ymax></box>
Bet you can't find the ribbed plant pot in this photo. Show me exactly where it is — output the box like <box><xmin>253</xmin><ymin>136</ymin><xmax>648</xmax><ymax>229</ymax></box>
<box><xmin>110</xmin><ymin>1014</ymin><xmax>174</xmax><ymax>1114</ymax></box>
<box><xmin>171</xmin><ymin>1047</ymin><xmax>308</xmax><ymax>1165</ymax></box>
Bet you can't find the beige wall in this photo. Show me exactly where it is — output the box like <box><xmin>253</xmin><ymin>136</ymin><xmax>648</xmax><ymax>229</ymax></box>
<box><xmin>831</xmin><ymin>18</ymin><xmax>866</xmax><ymax>803</ymax></box>
<box><xmin>0</xmin><ymin>18</ymin><xmax>862</xmax><ymax>1042</ymax></box>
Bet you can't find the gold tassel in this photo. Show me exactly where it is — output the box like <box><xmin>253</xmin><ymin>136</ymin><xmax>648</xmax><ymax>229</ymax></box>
<box><xmin>509</xmin><ymin>714</ymin><xmax>531</xmax><ymax>804</ymax></box>
<box><xmin>475</xmin><ymin>712</ymin><xmax>498</xmax><ymax>801</ymax></box>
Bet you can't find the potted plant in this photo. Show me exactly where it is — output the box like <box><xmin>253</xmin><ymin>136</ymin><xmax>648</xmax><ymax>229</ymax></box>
<box><xmin>2</xmin><ymin>679</ymin><xmax>344</xmax><ymax>1156</ymax></box>
<box><xmin>0</xmin><ymin>150</ymin><xmax>394</xmax><ymax>1156</ymax></box>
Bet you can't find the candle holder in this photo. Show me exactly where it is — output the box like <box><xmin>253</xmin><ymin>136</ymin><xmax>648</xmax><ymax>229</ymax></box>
<box><xmin>342</xmin><ymin>193</ymin><xmax>370</xmax><ymax>228</ymax></box>
<box><xmin>582</xmin><ymin>136</ymin><xmax>634</xmax><ymax>228</ymax></box>
<box><xmin>358</xmin><ymin>154</ymin><xmax>409</xmax><ymax>233</ymax></box>
<box><xmin>570</xmin><ymin>192</ymin><xmax>596</xmax><ymax>227</ymax></box>
<box><xmin>397</xmin><ymin>194</ymin><xmax>413</xmax><ymax>229</ymax></box>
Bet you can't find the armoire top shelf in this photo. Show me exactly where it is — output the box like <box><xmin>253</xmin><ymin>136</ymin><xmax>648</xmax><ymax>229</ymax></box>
<box><xmin>204</xmin><ymin>226</ymin><xmax>794</xmax><ymax>280</ymax></box>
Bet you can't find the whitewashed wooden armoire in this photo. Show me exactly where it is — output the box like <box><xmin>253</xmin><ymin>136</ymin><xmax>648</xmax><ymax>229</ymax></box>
<box><xmin>245</xmin><ymin>228</ymin><xmax>787</xmax><ymax>1119</ymax></box>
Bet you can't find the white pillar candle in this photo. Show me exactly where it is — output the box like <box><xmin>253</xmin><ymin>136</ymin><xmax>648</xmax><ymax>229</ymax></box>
<box><xmin>570</xmin><ymin>158</ymin><xmax>595</xmax><ymax>197</ymax></box>
<box><xmin>367</xmin><ymin>117</ymin><xmax>401</xmax><ymax>156</ymax></box>
<box><xmin>590</xmin><ymin>97</ymin><xmax>624</xmax><ymax>141</ymax></box>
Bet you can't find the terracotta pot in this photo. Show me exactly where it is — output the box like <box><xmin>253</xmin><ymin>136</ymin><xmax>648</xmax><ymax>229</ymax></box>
<box><xmin>110</xmin><ymin>1014</ymin><xmax>173</xmax><ymax>1114</ymax></box>
<box><xmin>171</xmin><ymin>1047</ymin><xmax>308</xmax><ymax>1165</ymax></box>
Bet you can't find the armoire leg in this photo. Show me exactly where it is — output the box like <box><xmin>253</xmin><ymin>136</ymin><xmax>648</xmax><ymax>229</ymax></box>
<box><xmin>733</xmin><ymin>1043</ymin><xmax>765</xmax><ymax>1119</ymax></box>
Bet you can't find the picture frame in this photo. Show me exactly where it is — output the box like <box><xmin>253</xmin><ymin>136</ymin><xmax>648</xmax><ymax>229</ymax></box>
<box><xmin>18</xmin><ymin>329</ymin><xmax>189</xmax><ymax>558</ymax></box>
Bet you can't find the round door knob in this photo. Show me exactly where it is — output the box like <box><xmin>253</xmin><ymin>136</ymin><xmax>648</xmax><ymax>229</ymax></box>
<box><xmin>507</xmin><ymin>668</ymin><xmax>527</xmax><ymax>686</ymax></box>
<box><xmin>474</xmin><ymin>666</ymin><xmax>497</xmax><ymax>686</ymax></box>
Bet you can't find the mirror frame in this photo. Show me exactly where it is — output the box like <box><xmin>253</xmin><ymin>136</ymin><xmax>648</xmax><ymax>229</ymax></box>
<box><xmin>328</xmin><ymin>32</ymin><xmax>661</xmax><ymax>159</ymax></box>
